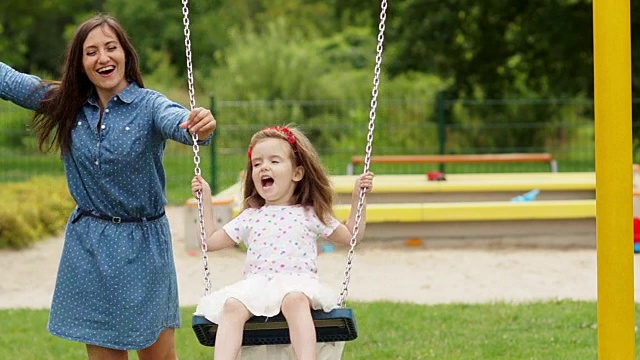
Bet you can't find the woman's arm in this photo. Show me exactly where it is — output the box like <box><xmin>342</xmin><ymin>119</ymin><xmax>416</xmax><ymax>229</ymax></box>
<box><xmin>148</xmin><ymin>91</ymin><xmax>215</xmax><ymax>145</ymax></box>
<box><xmin>0</xmin><ymin>62</ymin><xmax>49</xmax><ymax>110</ymax></box>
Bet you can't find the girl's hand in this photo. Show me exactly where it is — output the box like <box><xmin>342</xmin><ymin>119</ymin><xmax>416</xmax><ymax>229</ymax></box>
<box><xmin>179</xmin><ymin>107</ymin><xmax>217</xmax><ymax>139</ymax></box>
<box><xmin>191</xmin><ymin>175</ymin><xmax>212</xmax><ymax>199</ymax></box>
<box><xmin>356</xmin><ymin>171</ymin><xmax>374</xmax><ymax>193</ymax></box>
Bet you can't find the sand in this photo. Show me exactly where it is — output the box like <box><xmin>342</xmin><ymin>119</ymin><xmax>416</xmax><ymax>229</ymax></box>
<box><xmin>1</xmin><ymin>206</ymin><xmax>638</xmax><ymax>310</ymax></box>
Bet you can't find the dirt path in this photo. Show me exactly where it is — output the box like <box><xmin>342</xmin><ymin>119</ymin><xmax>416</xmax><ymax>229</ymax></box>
<box><xmin>1</xmin><ymin>206</ymin><xmax>637</xmax><ymax>309</ymax></box>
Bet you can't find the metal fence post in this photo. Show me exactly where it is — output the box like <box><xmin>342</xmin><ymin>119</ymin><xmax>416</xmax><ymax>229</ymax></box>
<box><xmin>210</xmin><ymin>93</ymin><xmax>218</xmax><ymax>194</ymax></box>
<box><xmin>436</xmin><ymin>90</ymin><xmax>447</xmax><ymax>172</ymax></box>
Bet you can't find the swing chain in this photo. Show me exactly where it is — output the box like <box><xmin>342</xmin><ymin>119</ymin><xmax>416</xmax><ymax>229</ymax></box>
<box><xmin>181</xmin><ymin>0</ymin><xmax>196</xmax><ymax>111</ymax></box>
<box><xmin>182</xmin><ymin>0</ymin><xmax>212</xmax><ymax>295</ymax></box>
<box><xmin>182</xmin><ymin>0</ymin><xmax>385</xmax><ymax>301</ymax></box>
<box><xmin>338</xmin><ymin>0</ymin><xmax>387</xmax><ymax>307</ymax></box>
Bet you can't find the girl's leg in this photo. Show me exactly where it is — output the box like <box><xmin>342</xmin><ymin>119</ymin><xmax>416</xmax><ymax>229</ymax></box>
<box><xmin>86</xmin><ymin>345</ymin><xmax>128</xmax><ymax>360</ymax></box>
<box><xmin>214</xmin><ymin>297</ymin><xmax>252</xmax><ymax>360</ymax></box>
<box><xmin>137</xmin><ymin>328</ymin><xmax>178</xmax><ymax>360</ymax></box>
<box><xmin>281</xmin><ymin>292</ymin><xmax>316</xmax><ymax>360</ymax></box>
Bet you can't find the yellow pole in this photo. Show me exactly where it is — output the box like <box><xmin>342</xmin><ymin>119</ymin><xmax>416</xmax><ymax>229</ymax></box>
<box><xmin>593</xmin><ymin>0</ymin><xmax>634</xmax><ymax>358</ymax></box>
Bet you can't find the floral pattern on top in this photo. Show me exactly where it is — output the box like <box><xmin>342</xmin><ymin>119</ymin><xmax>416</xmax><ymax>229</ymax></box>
<box><xmin>223</xmin><ymin>205</ymin><xmax>340</xmax><ymax>278</ymax></box>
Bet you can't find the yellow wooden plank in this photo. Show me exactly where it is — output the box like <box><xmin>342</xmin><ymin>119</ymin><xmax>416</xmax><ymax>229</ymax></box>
<box><xmin>332</xmin><ymin>200</ymin><xmax>595</xmax><ymax>223</ymax></box>
<box><xmin>421</xmin><ymin>200</ymin><xmax>595</xmax><ymax>221</ymax></box>
<box><xmin>333</xmin><ymin>203</ymin><xmax>424</xmax><ymax>223</ymax></box>
<box><xmin>330</xmin><ymin>173</ymin><xmax>595</xmax><ymax>194</ymax></box>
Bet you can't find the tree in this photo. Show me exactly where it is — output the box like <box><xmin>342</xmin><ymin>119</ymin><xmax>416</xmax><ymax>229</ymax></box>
<box><xmin>0</xmin><ymin>0</ymin><xmax>104</xmax><ymax>75</ymax></box>
<box><xmin>378</xmin><ymin>1</ymin><xmax>598</xmax><ymax>152</ymax></box>
<box><xmin>105</xmin><ymin>0</ymin><xmax>224</xmax><ymax>78</ymax></box>
<box><xmin>388</xmin><ymin>0</ymin><xmax>596</xmax><ymax>99</ymax></box>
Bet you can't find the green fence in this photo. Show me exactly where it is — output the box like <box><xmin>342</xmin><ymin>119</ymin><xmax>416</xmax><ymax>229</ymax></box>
<box><xmin>1</xmin><ymin>96</ymin><xmax>636</xmax><ymax>204</ymax></box>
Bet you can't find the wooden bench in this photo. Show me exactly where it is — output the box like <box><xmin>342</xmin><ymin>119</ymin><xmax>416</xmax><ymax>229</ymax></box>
<box><xmin>331</xmin><ymin>173</ymin><xmax>595</xmax><ymax>204</ymax></box>
<box><xmin>332</xmin><ymin>199</ymin><xmax>595</xmax><ymax>223</ymax></box>
<box><xmin>346</xmin><ymin>153</ymin><xmax>558</xmax><ymax>175</ymax></box>
<box><xmin>331</xmin><ymin>199</ymin><xmax>596</xmax><ymax>247</ymax></box>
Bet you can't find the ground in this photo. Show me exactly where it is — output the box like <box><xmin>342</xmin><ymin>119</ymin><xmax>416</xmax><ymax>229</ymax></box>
<box><xmin>1</xmin><ymin>206</ymin><xmax>638</xmax><ymax>310</ymax></box>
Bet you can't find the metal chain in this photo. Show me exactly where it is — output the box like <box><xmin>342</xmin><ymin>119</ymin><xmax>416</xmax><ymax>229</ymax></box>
<box><xmin>338</xmin><ymin>0</ymin><xmax>387</xmax><ymax>307</ymax></box>
<box><xmin>182</xmin><ymin>0</ymin><xmax>211</xmax><ymax>295</ymax></box>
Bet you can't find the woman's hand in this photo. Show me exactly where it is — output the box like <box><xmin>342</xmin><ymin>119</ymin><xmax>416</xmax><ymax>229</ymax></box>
<box><xmin>180</xmin><ymin>107</ymin><xmax>216</xmax><ymax>139</ymax></box>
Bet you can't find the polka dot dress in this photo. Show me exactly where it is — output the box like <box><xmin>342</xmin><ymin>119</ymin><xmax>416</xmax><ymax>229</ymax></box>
<box><xmin>1</xmin><ymin>63</ymin><xmax>210</xmax><ymax>350</ymax></box>
<box><xmin>196</xmin><ymin>205</ymin><xmax>341</xmax><ymax>324</ymax></box>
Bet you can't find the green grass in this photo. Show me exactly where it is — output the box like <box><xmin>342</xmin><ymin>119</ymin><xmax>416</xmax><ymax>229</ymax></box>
<box><xmin>2</xmin><ymin>300</ymin><xmax>636</xmax><ymax>359</ymax></box>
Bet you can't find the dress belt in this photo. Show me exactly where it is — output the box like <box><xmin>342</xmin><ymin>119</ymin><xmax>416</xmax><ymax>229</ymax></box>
<box><xmin>73</xmin><ymin>208</ymin><xmax>165</xmax><ymax>224</ymax></box>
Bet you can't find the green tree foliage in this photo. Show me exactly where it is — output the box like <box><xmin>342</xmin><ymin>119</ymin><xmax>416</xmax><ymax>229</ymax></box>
<box><xmin>333</xmin><ymin>0</ymin><xmax>386</xmax><ymax>28</ymax></box>
<box><xmin>381</xmin><ymin>0</ymin><xmax>611</xmax><ymax>151</ymax></box>
<box><xmin>209</xmin><ymin>15</ymin><xmax>442</xmax><ymax>152</ymax></box>
<box><xmin>0</xmin><ymin>2</ymin><xmax>34</xmax><ymax>70</ymax></box>
<box><xmin>213</xmin><ymin>18</ymin><xmax>326</xmax><ymax>102</ymax></box>
<box><xmin>0</xmin><ymin>0</ymin><xmax>103</xmax><ymax>74</ymax></box>
<box><xmin>3</xmin><ymin>0</ymin><xmax>634</xmax><ymax>155</ymax></box>
<box><xmin>387</xmin><ymin>0</ymin><xmax>596</xmax><ymax>99</ymax></box>
<box><xmin>104</xmin><ymin>0</ymin><xmax>225</xmax><ymax>78</ymax></box>
<box><xmin>251</xmin><ymin>0</ymin><xmax>335</xmax><ymax>36</ymax></box>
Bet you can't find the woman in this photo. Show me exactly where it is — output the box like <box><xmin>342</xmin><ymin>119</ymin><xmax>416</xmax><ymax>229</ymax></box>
<box><xmin>0</xmin><ymin>14</ymin><xmax>215</xmax><ymax>359</ymax></box>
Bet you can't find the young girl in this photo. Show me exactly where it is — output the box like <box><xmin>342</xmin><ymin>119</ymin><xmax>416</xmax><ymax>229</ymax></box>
<box><xmin>191</xmin><ymin>125</ymin><xmax>374</xmax><ymax>360</ymax></box>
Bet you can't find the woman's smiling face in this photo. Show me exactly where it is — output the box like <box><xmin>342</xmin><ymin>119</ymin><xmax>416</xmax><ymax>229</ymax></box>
<box><xmin>82</xmin><ymin>25</ymin><xmax>128</xmax><ymax>106</ymax></box>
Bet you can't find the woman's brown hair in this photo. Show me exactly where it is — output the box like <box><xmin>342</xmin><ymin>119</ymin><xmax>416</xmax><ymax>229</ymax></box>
<box><xmin>32</xmin><ymin>14</ymin><xmax>144</xmax><ymax>154</ymax></box>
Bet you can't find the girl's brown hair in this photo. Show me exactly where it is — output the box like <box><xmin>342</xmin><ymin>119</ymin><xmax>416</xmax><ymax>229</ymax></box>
<box><xmin>32</xmin><ymin>14</ymin><xmax>144</xmax><ymax>154</ymax></box>
<box><xmin>242</xmin><ymin>125</ymin><xmax>335</xmax><ymax>224</ymax></box>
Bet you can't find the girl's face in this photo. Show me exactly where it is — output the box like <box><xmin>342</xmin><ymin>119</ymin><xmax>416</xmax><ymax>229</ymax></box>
<box><xmin>82</xmin><ymin>25</ymin><xmax>128</xmax><ymax>107</ymax></box>
<box><xmin>250</xmin><ymin>138</ymin><xmax>303</xmax><ymax>205</ymax></box>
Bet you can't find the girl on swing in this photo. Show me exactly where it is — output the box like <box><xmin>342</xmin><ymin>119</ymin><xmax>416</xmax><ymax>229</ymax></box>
<box><xmin>191</xmin><ymin>125</ymin><xmax>374</xmax><ymax>360</ymax></box>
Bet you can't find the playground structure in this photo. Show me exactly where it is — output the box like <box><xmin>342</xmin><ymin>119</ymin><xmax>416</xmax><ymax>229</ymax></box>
<box><xmin>184</xmin><ymin>171</ymin><xmax>597</xmax><ymax>250</ymax></box>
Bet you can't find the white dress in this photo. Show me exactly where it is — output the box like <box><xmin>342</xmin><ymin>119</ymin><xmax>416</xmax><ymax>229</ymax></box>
<box><xmin>195</xmin><ymin>205</ymin><xmax>345</xmax><ymax>359</ymax></box>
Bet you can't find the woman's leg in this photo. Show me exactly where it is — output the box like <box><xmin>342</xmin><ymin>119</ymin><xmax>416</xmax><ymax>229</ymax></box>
<box><xmin>137</xmin><ymin>328</ymin><xmax>178</xmax><ymax>360</ymax></box>
<box><xmin>281</xmin><ymin>292</ymin><xmax>316</xmax><ymax>360</ymax></box>
<box><xmin>86</xmin><ymin>329</ymin><xmax>177</xmax><ymax>360</ymax></box>
<box><xmin>214</xmin><ymin>297</ymin><xmax>252</xmax><ymax>360</ymax></box>
<box><xmin>86</xmin><ymin>345</ymin><xmax>128</xmax><ymax>360</ymax></box>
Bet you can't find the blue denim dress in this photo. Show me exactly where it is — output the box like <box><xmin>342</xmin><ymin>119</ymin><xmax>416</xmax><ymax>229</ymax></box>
<box><xmin>1</xmin><ymin>63</ymin><xmax>209</xmax><ymax>349</ymax></box>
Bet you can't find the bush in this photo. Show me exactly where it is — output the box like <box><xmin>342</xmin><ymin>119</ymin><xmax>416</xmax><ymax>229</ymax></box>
<box><xmin>0</xmin><ymin>176</ymin><xmax>75</xmax><ymax>249</ymax></box>
<box><xmin>0</xmin><ymin>102</ymin><xmax>32</xmax><ymax>150</ymax></box>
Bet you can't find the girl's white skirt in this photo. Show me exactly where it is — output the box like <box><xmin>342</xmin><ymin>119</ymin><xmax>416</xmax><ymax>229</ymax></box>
<box><xmin>196</xmin><ymin>273</ymin><xmax>338</xmax><ymax>323</ymax></box>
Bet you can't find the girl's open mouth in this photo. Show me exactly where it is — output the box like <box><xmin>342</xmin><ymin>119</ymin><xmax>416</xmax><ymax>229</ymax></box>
<box><xmin>261</xmin><ymin>177</ymin><xmax>274</xmax><ymax>188</ymax></box>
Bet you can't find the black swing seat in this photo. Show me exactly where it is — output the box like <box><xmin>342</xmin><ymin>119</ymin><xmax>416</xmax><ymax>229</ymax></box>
<box><xmin>192</xmin><ymin>307</ymin><xmax>358</xmax><ymax>347</ymax></box>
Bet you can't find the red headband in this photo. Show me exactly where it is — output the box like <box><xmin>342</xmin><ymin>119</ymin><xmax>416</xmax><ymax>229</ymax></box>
<box><xmin>247</xmin><ymin>126</ymin><xmax>298</xmax><ymax>159</ymax></box>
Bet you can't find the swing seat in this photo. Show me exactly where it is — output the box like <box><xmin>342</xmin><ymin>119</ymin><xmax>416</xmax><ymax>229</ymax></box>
<box><xmin>192</xmin><ymin>308</ymin><xmax>358</xmax><ymax>347</ymax></box>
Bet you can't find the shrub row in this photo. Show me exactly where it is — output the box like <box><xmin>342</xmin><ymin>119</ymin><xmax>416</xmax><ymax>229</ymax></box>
<box><xmin>0</xmin><ymin>177</ymin><xmax>76</xmax><ymax>249</ymax></box>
